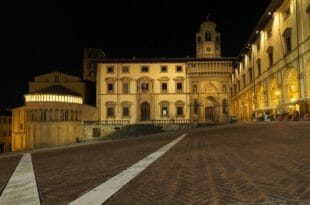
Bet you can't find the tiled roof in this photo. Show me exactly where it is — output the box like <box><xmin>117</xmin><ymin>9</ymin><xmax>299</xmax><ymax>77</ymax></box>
<box><xmin>30</xmin><ymin>85</ymin><xmax>81</xmax><ymax>97</ymax></box>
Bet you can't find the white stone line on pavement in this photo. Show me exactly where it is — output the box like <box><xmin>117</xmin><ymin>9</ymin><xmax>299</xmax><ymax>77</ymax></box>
<box><xmin>69</xmin><ymin>133</ymin><xmax>187</xmax><ymax>205</ymax></box>
<box><xmin>0</xmin><ymin>153</ymin><xmax>40</xmax><ymax>205</ymax></box>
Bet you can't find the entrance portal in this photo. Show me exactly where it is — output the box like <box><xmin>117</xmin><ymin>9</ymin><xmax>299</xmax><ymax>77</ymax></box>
<box><xmin>205</xmin><ymin>106</ymin><xmax>214</xmax><ymax>121</ymax></box>
<box><xmin>141</xmin><ymin>102</ymin><xmax>150</xmax><ymax>121</ymax></box>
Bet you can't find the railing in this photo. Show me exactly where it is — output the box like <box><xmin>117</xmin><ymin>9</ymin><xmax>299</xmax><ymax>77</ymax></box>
<box><xmin>83</xmin><ymin>120</ymin><xmax>130</xmax><ymax>126</ymax></box>
<box><xmin>151</xmin><ymin>119</ymin><xmax>193</xmax><ymax>125</ymax></box>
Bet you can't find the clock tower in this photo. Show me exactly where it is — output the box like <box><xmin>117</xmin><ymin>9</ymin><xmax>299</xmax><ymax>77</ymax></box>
<box><xmin>196</xmin><ymin>19</ymin><xmax>221</xmax><ymax>58</ymax></box>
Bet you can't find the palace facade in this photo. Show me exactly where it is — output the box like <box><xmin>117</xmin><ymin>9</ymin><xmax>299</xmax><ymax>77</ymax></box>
<box><xmin>95</xmin><ymin>20</ymin><xmax>234</xmax><ymax>124</ymax></box>
<box><xmin>230</xmin><ymin>0</ymin><xmax>310</xmax><ymax>120</ymax></box>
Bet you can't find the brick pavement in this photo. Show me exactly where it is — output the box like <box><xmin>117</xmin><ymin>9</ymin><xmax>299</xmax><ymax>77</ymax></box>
<box><xmin>106</xmin><ymin>122</ymin><xmax>310</xmax><ymax>205</ymax></box>
<box><xmin>1</xmin><ymin>122</ymin><xmax>310</xmax><ymax>205</ymax></box>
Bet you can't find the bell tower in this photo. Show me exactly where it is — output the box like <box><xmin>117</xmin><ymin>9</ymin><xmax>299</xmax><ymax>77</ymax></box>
<box><xmin>196</xmin><ymin>18</ymin><xmax>221</xmax><ymax>58</ymax></box>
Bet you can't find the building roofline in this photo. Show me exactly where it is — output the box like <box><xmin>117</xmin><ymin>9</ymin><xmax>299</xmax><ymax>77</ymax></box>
<box><xmin>29</xmin><ymin>85</ymin><xmax>82</xmax><ymax>97</ymax></box>
<box><xmin>236</xmin><ymin>0</ymin><xmax>285</xmax><ymax>63</ymax></box>
<box><xmin>95</xmin><ymin>57</ymin><xmax>236</xmax><ymax>64</ymax></box>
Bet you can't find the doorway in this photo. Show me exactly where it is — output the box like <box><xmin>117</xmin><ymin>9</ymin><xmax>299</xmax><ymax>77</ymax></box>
<box><xmin>205</xmin><ymin>106</ymin><xmax>214</xmax><ymax>121</ymax></box>
<box><xmin>141</xmin><ymin>102</ymin><xmax>150</xmax><ymax>121</ymax></box>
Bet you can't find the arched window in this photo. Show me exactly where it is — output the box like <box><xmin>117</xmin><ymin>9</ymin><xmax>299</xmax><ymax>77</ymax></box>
<box><xmin>205</xmin><ymin>32</ymin><xmax>211</xmax><ymax>41</ymax></box>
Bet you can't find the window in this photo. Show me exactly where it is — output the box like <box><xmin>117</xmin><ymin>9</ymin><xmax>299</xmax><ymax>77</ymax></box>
<box><xmin>141</xmin><ymin>66</ymin><xmax>149</xmax><ymax>72</ymax></box>
<box><xmin>107</xmin><ymin>107</ymin><xmax>114</xmax><ymax>117</ymax></box>
<box><xmin>176</xmin><ymin>66</ymin><xmax>183</xmax><ymax>72</ymax></box>
<box><xmin>283</xmin><ymin>28</ymin><xmax>292</xmax><ymax>54</ymax></box>
<box><xmin>55</xmin><ymin>75</ymin><xmax>60</xmax><ymax>82</ymax></box>
<box><xmin>106</xmin><ymin>102</ymin><xmax>116</xmax><ymax>117</ymax></box>
<box><xmin>161</xmin><ymin>83</ymin><xmax>168</xmax><ymax>93</ymax></box>
<box><xmin>160</xmin><ymin>101</ymin><xmax>169</xmax><ymax>117</ymax></box>
<box><xmin>197</xmin><ymin>36</ymin><xmax>201</xmax><ymax>42</ymax></box>
<box><xmin>121</xmin><ymin>101</ymin><xmax>131</xmax><ymax>117</ymax></box>
<box><xmin>233</xmin><ymin>84</ymin><xmax>237</xmax><ymax>94</ymax></box>
<box><xmin>175</xmin><ymin>101</ymin><xmax>184</xmax><ymax>117</ymax></box>
<box><xmin>122</xmin><ymin>66</ymin><xmax>129</xmax><ymax>73</ymax></box>
<box><xmin>161</xmin><ymin>66</ymin><xmax>168</xmax><ymax>72</ymax></box>
<box><xmin>237</xmin><ymin>80</ymin><xmax>241</xmax><ymax>91</ymax></box>
<box><xmin>122</xmin><ymin>107</ymin><xmax>129</xmax><ymax>117</ymax></box>
<box><xmin>176</xmin><ymin>82</ymin><xmax>183</xmax><ymax>93</ymax></box>
<box><xmin>141</xmin><ymin>83</ymin><xmax>149</xmax><ymax>92</ymax></box>
<box><xmin>162</xmin><ymin>106</ymin><xmax>168</xmax><ymax>116</ymax></box>
<box><xmin>257</xmin><ymin>59</ymin><xmax>262</xmax><ymax>76</ymax></box>
<box><xmin>177</xmin><ymin>106</ymin><xmax>183</xmax><ymax>116</ymax></box>
<box><xmin>249</xmin><ymin>67</ymin><xmax>253</xmax><ymax>82</ymax></box>
<box><xmin>107</xmin><ymin>66</ymin><xmax>114</xmax><ymax>73</ymax></box>
<box><xmin>205</xmin><ymin>32</ymin><xmax>211</xmax><ymax>41</ymax></box>
<box><xmin>123</xmin><ymin>83</ymin><xmax>129</xmax><ymax>94</ymax></box>
<box><xmin>267</xmin><ymin>46</ymin><xmax>274</xmax><ymax>67</ymax></box>
<box><xmin>107</xmin><ymin>83</ymin><xmax>114</xmax><ymax>93</ymax></box>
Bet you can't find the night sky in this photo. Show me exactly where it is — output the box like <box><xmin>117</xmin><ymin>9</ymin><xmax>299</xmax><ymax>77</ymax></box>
<box><xmin>1</xmin><ymin>0</ymin><xmax>271</xmax><ymax>109</ymax></box>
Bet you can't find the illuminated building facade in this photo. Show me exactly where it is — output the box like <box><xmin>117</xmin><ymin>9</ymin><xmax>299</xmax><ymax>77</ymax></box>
<box><xmin>95</xmin><ymin>20</ymin><xmax>234</xmax><ymax>124</ymax></box>
<box><xmin>11</xmin><ymin>72</ymin><xmax>98</xmax><ymax>151</ymax></box>
<box><xmin>0</xmin><ymin>110</ymin><xmax>12</xmax><ymax>152</ymax></box>
<box><xmin>230</xmin><ymin>0</ymin><xmax>310</xmax><ymax>120</ymax></box>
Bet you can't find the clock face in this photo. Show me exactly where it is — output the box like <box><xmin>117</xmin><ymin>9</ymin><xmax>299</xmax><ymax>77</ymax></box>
<box><xmin>206</xmin><ymin>47</ymin><xmax>211</xmax><ymax>52</ymax></box>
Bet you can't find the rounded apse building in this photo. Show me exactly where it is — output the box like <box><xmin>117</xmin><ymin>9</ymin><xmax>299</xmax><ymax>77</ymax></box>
<box><xmin>11</xmin><ymin>72</ymin><xmax>98</xmax><ymax>151</ymax></box>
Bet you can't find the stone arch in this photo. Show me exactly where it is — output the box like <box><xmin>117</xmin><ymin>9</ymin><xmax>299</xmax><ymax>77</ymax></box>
<box><xmin>204</xmin><ymin>96</ymin><xmax>219</xmax><ymax>122</ymax></box>
<box><xmin>256</xmin><ymin>84</ymin><xmax>265</xmax><ymax>109</ymax></box>
<box><xmin>283</xmin><ymin>68</ymin><xmax>299</xmax><ymax>103</ymax></box>
<box><xmin>268</xmin><ymin>77</ymin><xmax>279</xmax><ymax>107</ymax></box>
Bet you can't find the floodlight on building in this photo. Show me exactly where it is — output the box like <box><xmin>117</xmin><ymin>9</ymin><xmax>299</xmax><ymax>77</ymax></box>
<box><xmin>290</xmin><ymin>97</ymin><xmax>297</xmax><ymax>103</ymax></box>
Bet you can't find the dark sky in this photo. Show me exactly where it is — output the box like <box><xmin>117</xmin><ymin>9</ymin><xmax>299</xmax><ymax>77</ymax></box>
<box><xmin>0</xmin><ymin>0</ymin><xmax>271</xmax><ymax>109</ymax></box>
